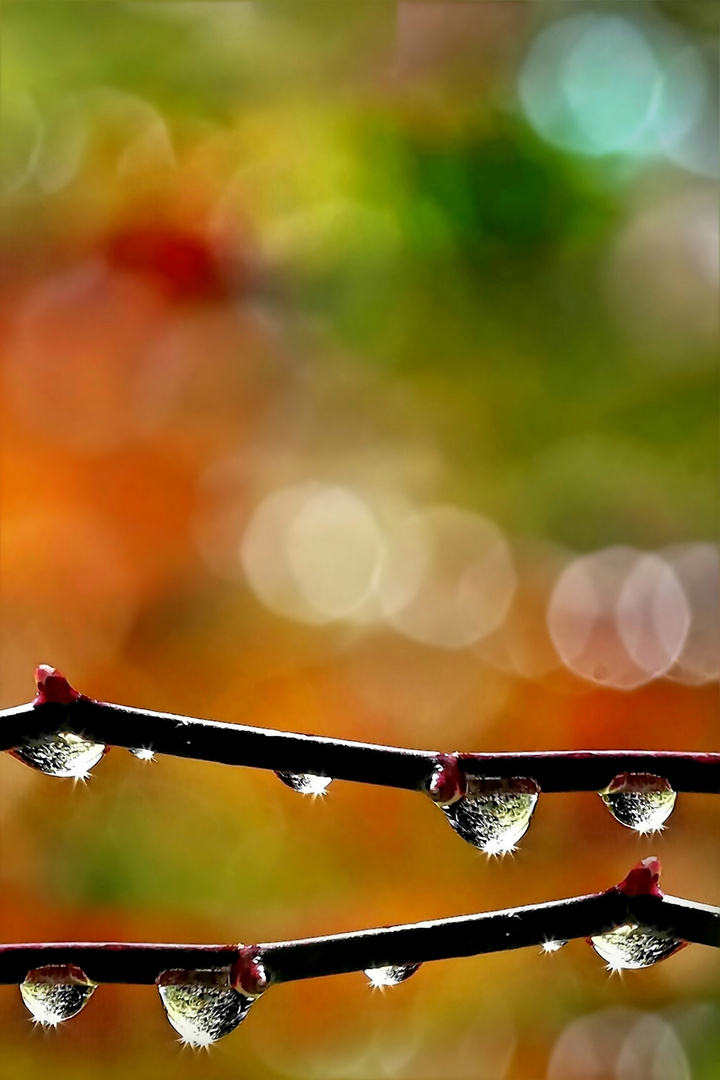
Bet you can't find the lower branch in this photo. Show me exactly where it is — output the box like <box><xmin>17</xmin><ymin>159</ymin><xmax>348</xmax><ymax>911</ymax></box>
<box><xmin>0</xmin><ymin>885</ymin><xmax>716</xmax><ymax>986</ymax></box>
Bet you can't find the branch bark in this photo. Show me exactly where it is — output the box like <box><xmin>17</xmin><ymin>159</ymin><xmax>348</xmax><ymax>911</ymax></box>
<box><xmin>0</xmin><ymin>891</ymin><xmax>716</xmax><ymax>986</ymax></box>
<box><xmin>2</xmin><ymin>698</ymin><xmax>719</xmax><ymax>793</ymax></box>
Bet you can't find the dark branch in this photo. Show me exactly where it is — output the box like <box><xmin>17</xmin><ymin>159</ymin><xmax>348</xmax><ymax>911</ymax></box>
<box><xmin>260</xmin><ymin>892</ymin><xmax>627</xmax><ymax>983</ymax></box>
<box><xmin>633</xmin><ymin>894</ymin><xmax>720</xmax><ymax>950</ymax></box>
<box><xmin>2</xmin><ymin>696</ymin><xmax>719</xmax><ymax>793</ymax></box>
<box><xmin>0</xmin><ymin>891</ymin><xmax>716</xmax><ymax>986</ymax></box>
<box><xmin>456</xmin><ymin>751</ymin><xmax>720</xmax><ymax>793</ymax></box>
<box><xmin>0</xmin><ymin>944</ymin><xmax>236</xmax><ymax>985</ymax></box>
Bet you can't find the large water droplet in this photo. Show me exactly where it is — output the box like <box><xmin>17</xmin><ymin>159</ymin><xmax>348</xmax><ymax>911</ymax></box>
<box><xmin>275</xmin><ymin>771</ymin><xmax>332</xmax><ymax>796</ymax></box>
<box><xmin>157</xmin><ymin>970</ymin><xmax>254</xmax><ymax>1047</ymax></box>
<box><xmin>11</xmin><ymin>732</ymin><xmax>107</xmax><ymax>779</ymax></box>
<box><xmin>599</xmin><ymin>773</ymin><xmax>676</xmax><ymax>833</ymax></box>
<box><xmin>20</xmin><ymin>965</ymin><xmax>97</xmax><ymax>1026</ymax></box>
<box><xmin>364</xmin><ymin>963</ymin><xmax>421</xmax><ymax>988</ymax></box>
<box><xmin>589</xmin><ymin>924</ymin><xmax>686</xmax><ymax>970</ymax></box>
<box><xmin>441</xmin><ymin>776</ymin><xmax>539</xmax><ymax>854</ymax></box>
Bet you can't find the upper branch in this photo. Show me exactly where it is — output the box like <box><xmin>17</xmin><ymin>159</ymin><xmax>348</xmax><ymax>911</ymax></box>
<box><xmin>2</xmin><ymin>691</ymin><xmax>718</xmax><ymax>793</ymax></box>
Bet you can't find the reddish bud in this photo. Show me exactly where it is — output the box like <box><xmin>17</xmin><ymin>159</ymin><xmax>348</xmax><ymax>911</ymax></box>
<box><xmin>105</xmin><ymin>227</ymin><xmax>227</xmax><ymax>303</ymax></box>
<box><xmin>427</xmin><ymin>755</ymin><xmax>467</xmax><ymax>806</ymax></box>
<box><xmin>231</xmin><ymin>947</ymin><xmax>268</xmax><ymax>998</ymax></box>
<box><xmin>25</xmin><ymin>963</ymin><xmax>94</xmax><ymax>986</ymax></box>
<box><xmin>33</xmin><ymin>665</ymin><xmax>82</xmax><ymax>707</ymax></box>
<box><xmin>615</xmin><ymin>857</ymin><xmax>664</xmax><ymax>898</ymax></box>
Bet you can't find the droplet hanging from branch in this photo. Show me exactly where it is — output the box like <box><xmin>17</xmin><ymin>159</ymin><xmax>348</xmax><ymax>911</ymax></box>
<box><xmin>588</xmin><ymin>925</ymin><xmax>686</xmax><ymax>970</ymax></box>
<box><xmin>157</xmin><ymin>970</ymin><xmax>256</xmax><ymax>1047</ymax></box>
<box><xmin>599</xmin><ymin>773</ymin><xmax>676</xmax><ymax>833</ymax></box>
<box><xmin>20</xmin><ymin>965</ymin><xmax>96</xmax><ymax>1026</ymax></box>
<box><xmin>364</xmin><ymin>964</ymin><xmax>421</xmax><ymax>988</ymax></box>
<box><xmin>275</xmin><ymin>771</ymin><xmax>332</xmax><ymax>796</ymax></box>
<box><xmin>439</xmin><ymin>774</ymin><xmax>540</xmax><ymax>855</ymax></box>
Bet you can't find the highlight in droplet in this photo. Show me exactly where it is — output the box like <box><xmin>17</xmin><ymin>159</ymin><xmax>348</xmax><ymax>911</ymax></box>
<box><xmin>275</xmin><ymin>772</ymin><xmax>332</xmax><ymax>796</ymax></box>
<box><xmin>364</xmin><ymin>963</ymin><xmax>421</xmax><ymax>988</ymax></box>
<box><xmin>128</xmin><ymin>747</ymin><xmax>155</xmax><ymax>761</ymax></box>
<box><xmin>541</xmin><ymin>939</ymin><xmax>568</xmax><ymax>954</ymax></box>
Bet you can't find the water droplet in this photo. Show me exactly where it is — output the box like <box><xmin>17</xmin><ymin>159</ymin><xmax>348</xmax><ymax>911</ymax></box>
<box><xmin>364</xmin><ymin>964</ymin><xmax>421</xmax><ymax>988</ymax></box>
<box><xmin>20</xmin><ymin>965</ymin><xmax>96</xmax><ymax>1026</ymax></box>
<box><xmin>157</xmin><ymin>970</ymin><xmax>254</xmax><ymax>1047</ymax></box>
<box><xmin>11</xmin><ymin>732</ymin><xmax>107</xmax><ymax>779</ymax></box>
<box><xmin>441</xmin><ymin>776</ymin><xmax>539</xmax><ymax>854</ymax></box>
<box><xmin>541</xmin><ymin>939</ymin><xmax>568</xmax><ymax>954</ymax></box>
<box><xmin>275</xmin><ymin>772</ymin><xmax>332</xmax><ymax>796</ymax></box>
<box><xmin>589</xmin><ymin>924</ymin><xmax>686</xmax><ymax>971</ymax></box>
<box><xmin>128</xmin><ymin>747</ymin><xmax>155</xmax><ymax>761</ymax></box>
<box><xmin>599</xmin><ymin>773</ymin><xmax>676</xmax><ymax>833</ymax></box>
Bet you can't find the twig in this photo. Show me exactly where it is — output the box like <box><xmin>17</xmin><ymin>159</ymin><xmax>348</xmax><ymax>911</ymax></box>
<box><xmin>1</xmin><ymin>670</ymin><xmax>718</xmax><ymax>793</ymax></box>
<box><xmin>0</xmin><ymin>889</ymin><xmax>716</xmax><ymax>986</ymax></box>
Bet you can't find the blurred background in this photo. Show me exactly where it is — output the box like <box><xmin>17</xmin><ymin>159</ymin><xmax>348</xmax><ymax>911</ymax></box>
<box><xmin>0</xmin><ymin>2</ymin><xmax>718</xmax><ymax>1077</ymax></box>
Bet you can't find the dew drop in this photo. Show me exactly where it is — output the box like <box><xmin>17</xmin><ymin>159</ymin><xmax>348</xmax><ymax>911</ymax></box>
<box><xmin>541</xmin><ymin>939</ymin><xmax>569</xmax><ymax>954</ymax></box>
<box><xmin>128</xmin><ymin>747</ymin><xmax>155</xmax><ymax>761</ymax></box>
<box><xmin>157</xmin><ymin>970</ymin><xmax>254</xmax><ymax>1047</ymax></box>
<box><xmin>275</xmin><ymin>771</ymin><xmax>332</xmax><ymax>796</ymax></box>
<box><xmin>364</xmin><ymin>963</ymin><xmax>421</xmax><ymax>988</ymax></box>
<box><xmin>20</xmin><ymin>965</ymin><xmax>97</xmax><ymax>1026</ymax></box>
<box><xmin>11</xmin><ymin>732</ymin><xmax>107</xmax><ymax>779</ymax></box>
<box><xmin>599</xmin><ymin>773</ymin><xmax>676</xmax><ymax>833</ymax></box>
<box><xmin>441</xmin><ymin>776</ymin><xmax>539</xmax><ymax>854</ymax></box>
<box><xmin>589</xmin><ymin>924</ymin><xmax>686</xmax><ymax>970</ymax></box>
